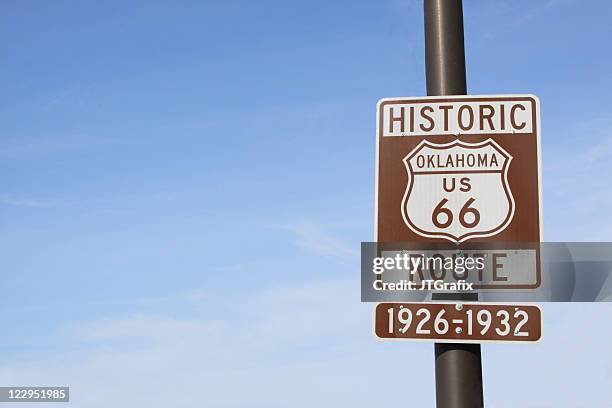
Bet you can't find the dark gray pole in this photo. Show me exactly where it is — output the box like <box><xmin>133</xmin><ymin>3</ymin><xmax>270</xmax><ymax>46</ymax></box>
<box><xmin>424</xmin><ymin>1</ymin><xmax>484</xmax><ymax>407</ymax></box>
<box><xmin>424</xmin><ymin>0</ymin><xmax>467</xmax><ymax>96</ymax></box>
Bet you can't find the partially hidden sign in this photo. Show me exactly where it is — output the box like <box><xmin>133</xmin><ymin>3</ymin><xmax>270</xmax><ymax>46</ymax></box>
<box><xmin>375</xmin><ymin>95</ymin><xmax>542</xmax><ymax>244</ymax></box>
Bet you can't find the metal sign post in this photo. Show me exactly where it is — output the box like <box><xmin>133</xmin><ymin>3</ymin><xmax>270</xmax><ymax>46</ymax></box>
<box><xmin>424</xmin><ymin>1</ymin><xmax>484</xmax><ymax>407</ymax></box>
<box><xmin>371</xmin><ymin>1</ymin><xmax>543</xmax><ymax>405</ymax></box>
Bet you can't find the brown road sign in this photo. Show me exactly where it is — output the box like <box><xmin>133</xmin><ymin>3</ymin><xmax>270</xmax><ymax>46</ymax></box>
<box><xmin>374</xmin><ymin>302</ymin><xmax>542</xmax><ymax>343</ymax></box>
<box><xmin>375</xmin><ymin>95</ymin><xmax>542</xmax><ymax>244</ymax></box>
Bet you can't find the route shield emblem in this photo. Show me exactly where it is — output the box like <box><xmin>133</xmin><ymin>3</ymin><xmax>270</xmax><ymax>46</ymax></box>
<box><xmin>401</xmin><ymin>138</ymin><xmax>515</xmax><ymax>243</ymax></box>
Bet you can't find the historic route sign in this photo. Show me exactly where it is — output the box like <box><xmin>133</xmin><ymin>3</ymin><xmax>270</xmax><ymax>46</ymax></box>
<box><xmin>375</xmin><ymin>95</ymin><xmax>542</xmax><ymax>244</ymax></box>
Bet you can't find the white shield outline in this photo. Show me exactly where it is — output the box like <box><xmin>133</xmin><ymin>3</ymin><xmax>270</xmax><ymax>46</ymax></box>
<box><xmin>400</xmin><ymin>138</ymin><xmax>515</xmax><ymax>243</ymax></box>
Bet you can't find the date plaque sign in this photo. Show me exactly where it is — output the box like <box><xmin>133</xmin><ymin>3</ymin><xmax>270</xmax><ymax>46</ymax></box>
<box><xmin>375</xmin><ymin>303</ymin><xmax>542</xmax><ymax>343</ymax></box>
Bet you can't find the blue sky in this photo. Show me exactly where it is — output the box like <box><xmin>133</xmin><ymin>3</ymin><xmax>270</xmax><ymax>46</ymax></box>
<box><xmin>1</xmin><ymin>0</ymin><xmax>611</xmax><ymax>406</ymax></box>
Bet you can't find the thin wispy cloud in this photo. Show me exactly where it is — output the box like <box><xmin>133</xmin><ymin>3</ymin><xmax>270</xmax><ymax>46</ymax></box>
<box><xmin>0</xmin><ymin>135</ymin><xmax>116</xmax><ymax>158</ymax></box>
<box><xmin>285</xmin><ymin>220</ymin><xmax>359</xmax><ymax>259</ymax></box>
<box><xmin>0</xmin><ymin>194</ymin><xmax>63</xmax><ymax>209</ymax></box>
<box><xmin>72</xmin><ymin>314</ymin><xmax>212</xmax><ymax>341</ymax></box>
<box><xmin>0</xmin><ymin>187</ymin><xmax>208</xmax><ymax>212</ymax></box>
<box><xmin>542</xmin><ymin>117</ymin><xmax>612</xmax><ymax>240</ymax></box>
